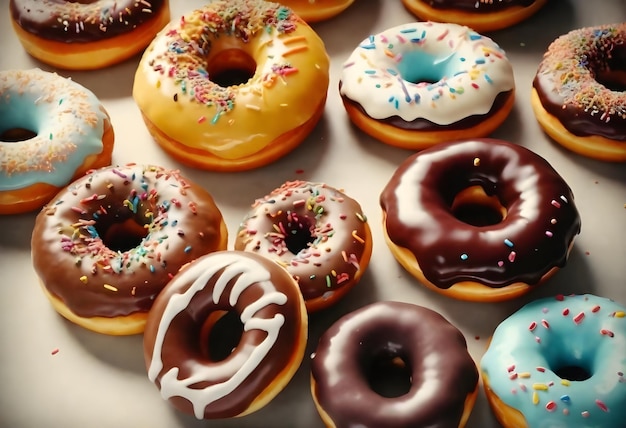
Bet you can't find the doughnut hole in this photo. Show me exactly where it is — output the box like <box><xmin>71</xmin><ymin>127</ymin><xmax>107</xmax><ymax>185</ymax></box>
<box><xmin>594</xmin><ymin>45</ymin><xmax>626</xmax><ymax>91</ymax></box>
<box><xmin>273</xmin><ymin>213</ymin><xmax>316</xmax><ymax>255</ymax></box>
<box><xmin>95</xmin><ymin>216</ymin><xmax>149</xmax><ymax>252</ymax></box>
<box><xmin>450</xmin><ymin>185</ymin><xmax>507</xmax><ymax>227</ymax></box>
<box><xmin>0</xmin><ymin>127</ymin><xmax>37</xmax><ymax>142</ymax></box>
<box><xmin>360</xmin><ymin>349</ymin><xmax>413</xmax><ymax>398</ymax></box>
<box><xmin>397</xmin><ymin>51</ymin><xmax>456</xmax><ymax>84</ymax></box>
<box><xmin>201</xmin><ymin>310</ymin><xmax>244</xmax><ymax>362</ymax></box>
<box><xmin>207</xmin><ymin>48</ymin><xmax>257</xmax><ymax>88</ymax></box>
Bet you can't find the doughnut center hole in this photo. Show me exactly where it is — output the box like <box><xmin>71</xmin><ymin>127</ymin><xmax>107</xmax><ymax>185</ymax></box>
<box><xmin>595</xmin><ymin>69</ymin><xmax>626</xmax><ymax>92</ymax></box>
<box><xmin>553</xmin><ymin>365</ymin><xmax>592</xmax><ymax>382</ymax></box>
<box><xmin>203</xmin><ymin>310</ymin><xmax>243</xmax><ymax>362</ymax></box>
<box><xmin>364</xmin><ymin>353</ymin><xmax>412</xmax><ymax>398</ymax></box>
<box><xmin>451</xmin><ymin>185</ymin><xmax>506</xmax><ymax>227</ymax></box>
<box><xmin>207</xmin><ymin>49</ymin><xmax>256</xmax><ymax>87</ymax></box>
<box><xmin>0</xmin><ymin>127</ymin><xmax>37</xmax><ymax>142</ymax></box>
<box><xmin>397</xmin><ymin>51</ymin><xmax>455</xmax><ymax>84</ymax></box>
<box><xmin>282</xmin><ymin>215</ymin><xmax>316</xmax><ymax>255</ymax></box>
<box><xmin>96</xmin><ymin>218</ymin><xmax>148</xmax><ymax>252</ymax></box>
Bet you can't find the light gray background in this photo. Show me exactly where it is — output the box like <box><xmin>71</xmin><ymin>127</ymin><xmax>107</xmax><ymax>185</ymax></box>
<box><xmin>1</xmin><ymin>1</ymin><xmax>625</xmax><ymax>427</ymax></box>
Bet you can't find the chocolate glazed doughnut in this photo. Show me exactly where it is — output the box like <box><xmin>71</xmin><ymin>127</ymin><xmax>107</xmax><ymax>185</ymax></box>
<box><xmin>380</xmin><ymin>139</ymin><xmax>581</xmax><ymax>302</ymax></box>
<box><xmin>144</xmin><ymin>251</ymin><xmax>307</xmax><ymax>419</ymax></box>
<box><xmin>310</xmin><ymin>301</ymin><xmax>479</xmax><ymax>428</ymax></box>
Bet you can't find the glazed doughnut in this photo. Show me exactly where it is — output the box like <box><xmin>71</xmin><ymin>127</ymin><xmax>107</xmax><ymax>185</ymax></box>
<box><xmin>235</xmin><ymin>180</ymin><xmax>372</xmax><ymax>313</ymax></box>
<box><xmin>274</xmin><ymin>0</ymin><xmax>355</xmax><ymax>22</ymax></box>
<box><xmin>481</xmin><ymin>294</ymin><xmax>626</xmax><ymax>428</ymax></box>
<box><xmin>31</xmin><ymin>164</ymin><xmax>228</xmax><ymax>335</ymax></box>
<box><xmin>9</xmin><ymin>0</ymin><xmax>170</xmax><ymax>70</ymax></box>
<box><xmin>340</xmin><ymin>22</ymin><xmax>515</xmax><ymax>150</ymax></box>
<box><xmin>310</xmin><ymin>301</ymin><xmax>479</xmax><ymax>427</ymax></box>
<box><xmin>379</xmin><ymin>139</ymin><xmax>581</xmax><ymax>302</ymax></box>
<box><xmin>401</xmin><ymin>0</ymin><xmax>547</xmax><ymax>33</ymax></box>
<box><xmin>144</xmin><ymin>250</ymin><xmax>307</xmax><ymax>419</ymax></box>
<box><xmin>0</xmin><ymin>68</ymin><xmax>114</xmax><ymax>215</ymax></box>
<box><xmin>531</xmin><ymin>23</ymin><xmax>626</xmax><ymax>162</ymax></box>
<box><xmin>133</xmin><ymin>0</ymin><xmax>330</xmax><ymax>172</ymax></box>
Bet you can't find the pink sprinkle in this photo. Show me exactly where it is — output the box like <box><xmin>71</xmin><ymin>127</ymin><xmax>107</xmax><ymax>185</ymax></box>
<box><xmin>529</xmin><ymin>321</ymin><xmax>537</xmax><ymax>331</ymax></box>
<box><xmin>497</xmin><ymin>260</ymin><xmax>504</xmax><ymax>267</ymax></box>
<box><xmin>541</xmin><ymin>319</ymin><xmax>550</xmax><ymax>329</ymax></box>
<box><xmin>546</xmin><ymin>401</ymin><xmax>557</xmax><ymax>412</ymax></box>
<box><xmin>51</xmin><ymin>348</ymin><xmax>59</xmax><ymax>355</ymax></box>
<box><xmin>562</xmin><ymin>308</ymin><xmax>570</xmax><ymax>316</ymax></box>
<box><xmin>573</xmin><ymin>312</ymin><xmax>585</xmax><ymax>324</ymax></box>
<box><xmin>509</xmin><ymin>372</ymin><xmax>519</xmax><ymax>380</ymax></box>
<box><xmin>537</xmin><ymin>366</ymin><xmax>546</xmax><ymax>372</ymax></box>
<box><xmin>596</xmin><ymin>399</ymin><xmax>609</xmax><ymax>412</ymax></box>
<box><xmin>600</xmin><ymin>329</ymin><xmax>615</xmax><ymax>338</ymax></box>
<box><xmin>471</xmin><ymin>82</ymin><xmax>480</xmax><ymax>89</ymax></box>
<box><xmin>592</xmin><ymin>305</ymin><xmax>601</xmax><ymax>313</ymax></box>
<box><xmin>556</xmin><ymin>294</ymin><xmax>564</xmax><ymax>301</ymax></box>
<box><xmin>520</xmin><ymin>384</ymin><xmax>527</xmax><ymax>392</ymax></box>
<box><xmin>507</xmin><ymin>364</ymin><xmax>516</xmax><ymax>372</ymax></box>
<box><xmin>563</xmin><ymin>408</ymin><xmax>569</xmax><ymax>416</ymax></box>
<box><xmin>197</xmin><ymin>116</ymin><xmax>206</xmax><ymax>123</ymax></box>
<box><xmin>545</xmin><ymin>230</ymin><xmax>553</xmax><ymax>237</ymax></box>
<box><xmin>535</xmin><ymin>336</ymin><xmax>541</xmax><ymax>343</ymax></box>
<box><xmin>582</xmin><ymin>411</ymin><xmax>590</xmax><ymax>418</ymax></box>
<box><xmin>508</xmin><ymin>251</ymin><xmax>516</xmax><ymax>262</ymax></box>
<box><xmin>551</xmin><ymin>200</ymin><xmax>561</xmax><ymax>208</ymax></box>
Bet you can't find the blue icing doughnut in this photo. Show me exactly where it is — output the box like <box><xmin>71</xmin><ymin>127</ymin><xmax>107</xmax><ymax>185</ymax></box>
<box><xmin>0</xmin><ymin>69</ymin><xmax>112</xmax><ymax>190</ymax></box>
<box><xmin>481</xmin><ymin>294</ymin><xmax>626</xmax><ymax>427</ymax></box>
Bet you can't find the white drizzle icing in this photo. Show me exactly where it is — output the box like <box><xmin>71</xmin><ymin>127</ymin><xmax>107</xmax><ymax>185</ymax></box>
<box><xmin>147</xmin><ymin>252</ymin><xmax>288</xmax><ymax>419</ymax></box>
<box><xmin>340</xmin><ymin>22</ymin><xmax>515</xmax><ymax>124</ymax></box>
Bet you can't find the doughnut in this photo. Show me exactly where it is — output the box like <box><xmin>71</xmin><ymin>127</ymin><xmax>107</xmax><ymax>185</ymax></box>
<box><xmin>0</xmin><ymin>68</ymin><xmax>114</xmax><ymax>215</ymax></box>
<box><xmin>133</xmin><ymin>0</ymin><xmax>330</xmax><ymax>172</ymax></box>
<box><xmin>9</xmin><ymin>0</ymin><xmax>171</xmax><ymax>70</ymax></box>
<box><xmin>531</xmin><ymin>23</ymin><xmax>626</xmax><ymax>162</ymax></box>
<box><xmin>310</xmin><ymin>301</ymin><xmax>479</xmax><ymax>427</ymax></box>
<box><xmin>379</xmin><ymin>138</ymin><xmax>581</xmax><ymax>302</ymax></box>
<box><xmin>274</xmin><ymin>0</ymin><xmax>355</xmax><ymax>22</ymax></box>
<box><xmin>340</xmin><ymin>22</ymin><xmax>515</xmax><ymax>150</ymax></box>
<box><xmin>144</xmin><ymin>250</ymin><xmax>307</xmax><ymax>419</ymax></box>
<box><xmin>234</xmin><ymin>180</ymin><xmax>372</xmax><ymax>313</ymax></box>
<box><xmin>401</xmin><ymin>0</ymin><xmax>547</xmax><ymax>33</ymax></box>
<box><xmin>31</xmin><ymin>164</ymin><xmax>228</xmax><ymax>335</ymax></box>
<box><xmin>481</xmin><ymin>294</ymin><xmax>626</xmax><ymax>427</ymax></box>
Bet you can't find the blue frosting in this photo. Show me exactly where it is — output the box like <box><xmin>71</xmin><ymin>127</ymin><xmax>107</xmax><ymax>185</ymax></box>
<box><xmin>481</xmin><ymin>294</ymin><xmax>626</xmax><ymax>427</ymax></box>
<box><xmin>0</xmin><ymin>69</ymin><xmax>107</xmax><ymax>190</ymax></box>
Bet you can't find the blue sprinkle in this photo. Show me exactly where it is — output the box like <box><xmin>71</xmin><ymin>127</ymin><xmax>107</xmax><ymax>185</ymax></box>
<box><xmin>364</xmin><ymin>69</ymin><xmax>377</xmax><ymax>74</ymax></box>
<box><xmin>560</xmin><ymin>395</ymin><xmax>571</xmax><ymax>403</ymax></box>
<box><xmin>360</xmin><ymin>43</ymin><xmax>376</xmax><ymax>50</ymax></box>
<box><xmin>150</xmin><ymin>264</ymin><xmax>155</xmax><ymax>273</ymax></box>
<box><xmin>469</xmin><ymin>33</ymin><xmax>482</xmax><ymax>40</ymax></box>
<box><xmin>414</xmin><ymin>94</ymin><xmax>421</xmax><ymax>104</ymax></box>
<box><xmin>475</xmin><ymin>58</ymin><xmax>486</xmax><ymax>64</ymax></box>
<box><xmin>184</xmin><ymin>246</ymin><xmax>192</xmax><ymax>253</ymax></box>
<box><xmin>400</xmin><ymin>28</ymin><xmax>417</xmax><ymax>33</ymax></box>
<box><xmin>386</xmin><ymin>68</ymin><xmax>398</xmax><ymax>76</ymax></box>
<box><xmin>484</xmin><ymin>74</ymin><xmax>493</xmax><ymax>84</ymax></box>
<box><xmin>460</xmin><ymin>253</ymin><xmax>469</xmax><ymax>261</ymax></box>
<box><xmin>504</xmin><ymin>239</ymin><xmax>514</xmax><ymax>248</ymax></box>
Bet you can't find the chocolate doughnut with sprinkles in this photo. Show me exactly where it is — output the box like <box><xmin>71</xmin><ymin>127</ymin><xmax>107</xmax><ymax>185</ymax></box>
<box><xmin>9</xmin><ymin>0</ymin><xmax>171</xmax><ymax>70</ymax></box>
<box><xmin>531</xmin><ymin>23</ymin><xmax>626</xmax><ymax>162</ymax></box>
<box><xmin>481</xmin><ymin>294</ymin><xmax>626</xmax><ymax>428</ymax></box>
<box><xmin>31</xmin><ymin>164</ymin><xmax>228</xmax><ymax>335</ymax></box>
<box><xmin>380</xmin><ymin>139</ymin><xmax>581</xmax><ymax>302</ymax></box>
<box><xmin>235</xmin><ymin>181</ymin><xmax>372</xmax><ymax>312</ymax></box>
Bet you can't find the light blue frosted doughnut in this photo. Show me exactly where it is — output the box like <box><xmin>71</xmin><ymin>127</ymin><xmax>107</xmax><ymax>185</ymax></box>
<box><xmin>481</xmin><ymin>294</ymin><xmax>626</xmax><ymax>427</ymax></box>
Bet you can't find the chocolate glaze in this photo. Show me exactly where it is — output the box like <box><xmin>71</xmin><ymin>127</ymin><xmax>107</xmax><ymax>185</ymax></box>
<box><xmin>422</xmin><ymin>0</ymin><xmax>536</xmax><ymax>12</ymax></box>
<box><xmin>31</xmin><ymin>164</ymin><xmax>227</xmax><ymax>318</ymax></box>
<box><xmin>144</xmin><ymin>251</ymin><xmax>306</xmax><ymax>419</ymax></box>
<box><xmin>341</xmin><ymin>89</ymin><xmax>514</xmax><ymax>131</ymax></box>
<box><xmin>10</xmin><ymin>0</ymin><xmax>168</xmax><ymax>43</ymax></box>
<box><xmin>533</xmin><ymin>24</ymin><xmax>626</xmax><ymax>141</ymax></box>
<box><xmin>235</xmin><ymin>181</ymin><xmax>371</xmax><ymax>310</ymax></box>
<box><xmin>311</xmin><ymin>301</ymin><xmax>478</xmax><ymax>428</ymax></box>
<box><xmin>380</xmin><ymin>139</ymin><xmax>581</xmax><ymax>289</ymax></box>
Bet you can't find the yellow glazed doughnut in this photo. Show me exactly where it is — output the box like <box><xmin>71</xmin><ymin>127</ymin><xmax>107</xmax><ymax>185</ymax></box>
<box><xmin>532</xmin><ymin>23</ymin><xmax>626</xmax><ymax>162</ymax></box>
<box><xmin>0</xmin><ymin>68</ymin><xmax>114</xmax><ymax>215</ymax></box>
<box><xmin>9</xmin><ymin>0</ymin><xmax>171</xmax><ymax>70</ymax></box>
<box><xmin>340</xmin><ymin>22</ymin><xmax>515</xmax><ymax>150</ymax></box>
<box><xmin>273</xmin><ymin>0</ymin><xmax>355</xmax><ymax>22</ymax></box>
<box><xmin>133</xmin><ymin>0</ymin><xmax>330</xmax><ymax>172</ymax></box>
<box><xmin>401</xmin><ymin>0</ymin><xmax>547</xmax><ymax>33</ymax></box>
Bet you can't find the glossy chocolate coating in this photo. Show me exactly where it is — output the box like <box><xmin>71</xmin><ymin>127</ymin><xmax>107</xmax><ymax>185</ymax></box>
<box><xmin>31</xmin><ymin>164</ymin><xmax>227</xmax><ymax>318</ymax></box>
<box><xmin>341</xmin><ymin>90</ymin><xmax>513</xmax><ymax>131</ymax></box>
<box><xmin>311</xmin><ymin>301</ymin><xmax>478</xmax><ymax>428</ymax></box>
<box><xmin>235</xmin><ymin>181</ymin><xmax>371</xmax><ymax>309</ymax></box>
<box><xmin>422</xmin><ymin>0</ymin><xmax>535</xmax><ymax>12</ymax></box>
<box><xmin>380</xmin><ymin>139</ymin><xmax>581</xmax><ymax>289</ymax></box>
<box><xmin>10</xmin><ymin>0</ymin><xmax>168</xmax><ymax>43</ymax></box>
<box><xmin>144</xmin><ymin>251</ymin><xmax>306</xmax><ymax>419</ymax></box>
<box><xmin>533</xmin><ymin>24</ymin><xmax>626</xmax><ymax>141</ymax></box>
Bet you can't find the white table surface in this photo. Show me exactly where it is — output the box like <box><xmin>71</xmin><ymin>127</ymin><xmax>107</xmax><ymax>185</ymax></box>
<box><xmin>1</xmin><ymin>1</ymin><xmax>625</xmax><ymax>427</ymax></box>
